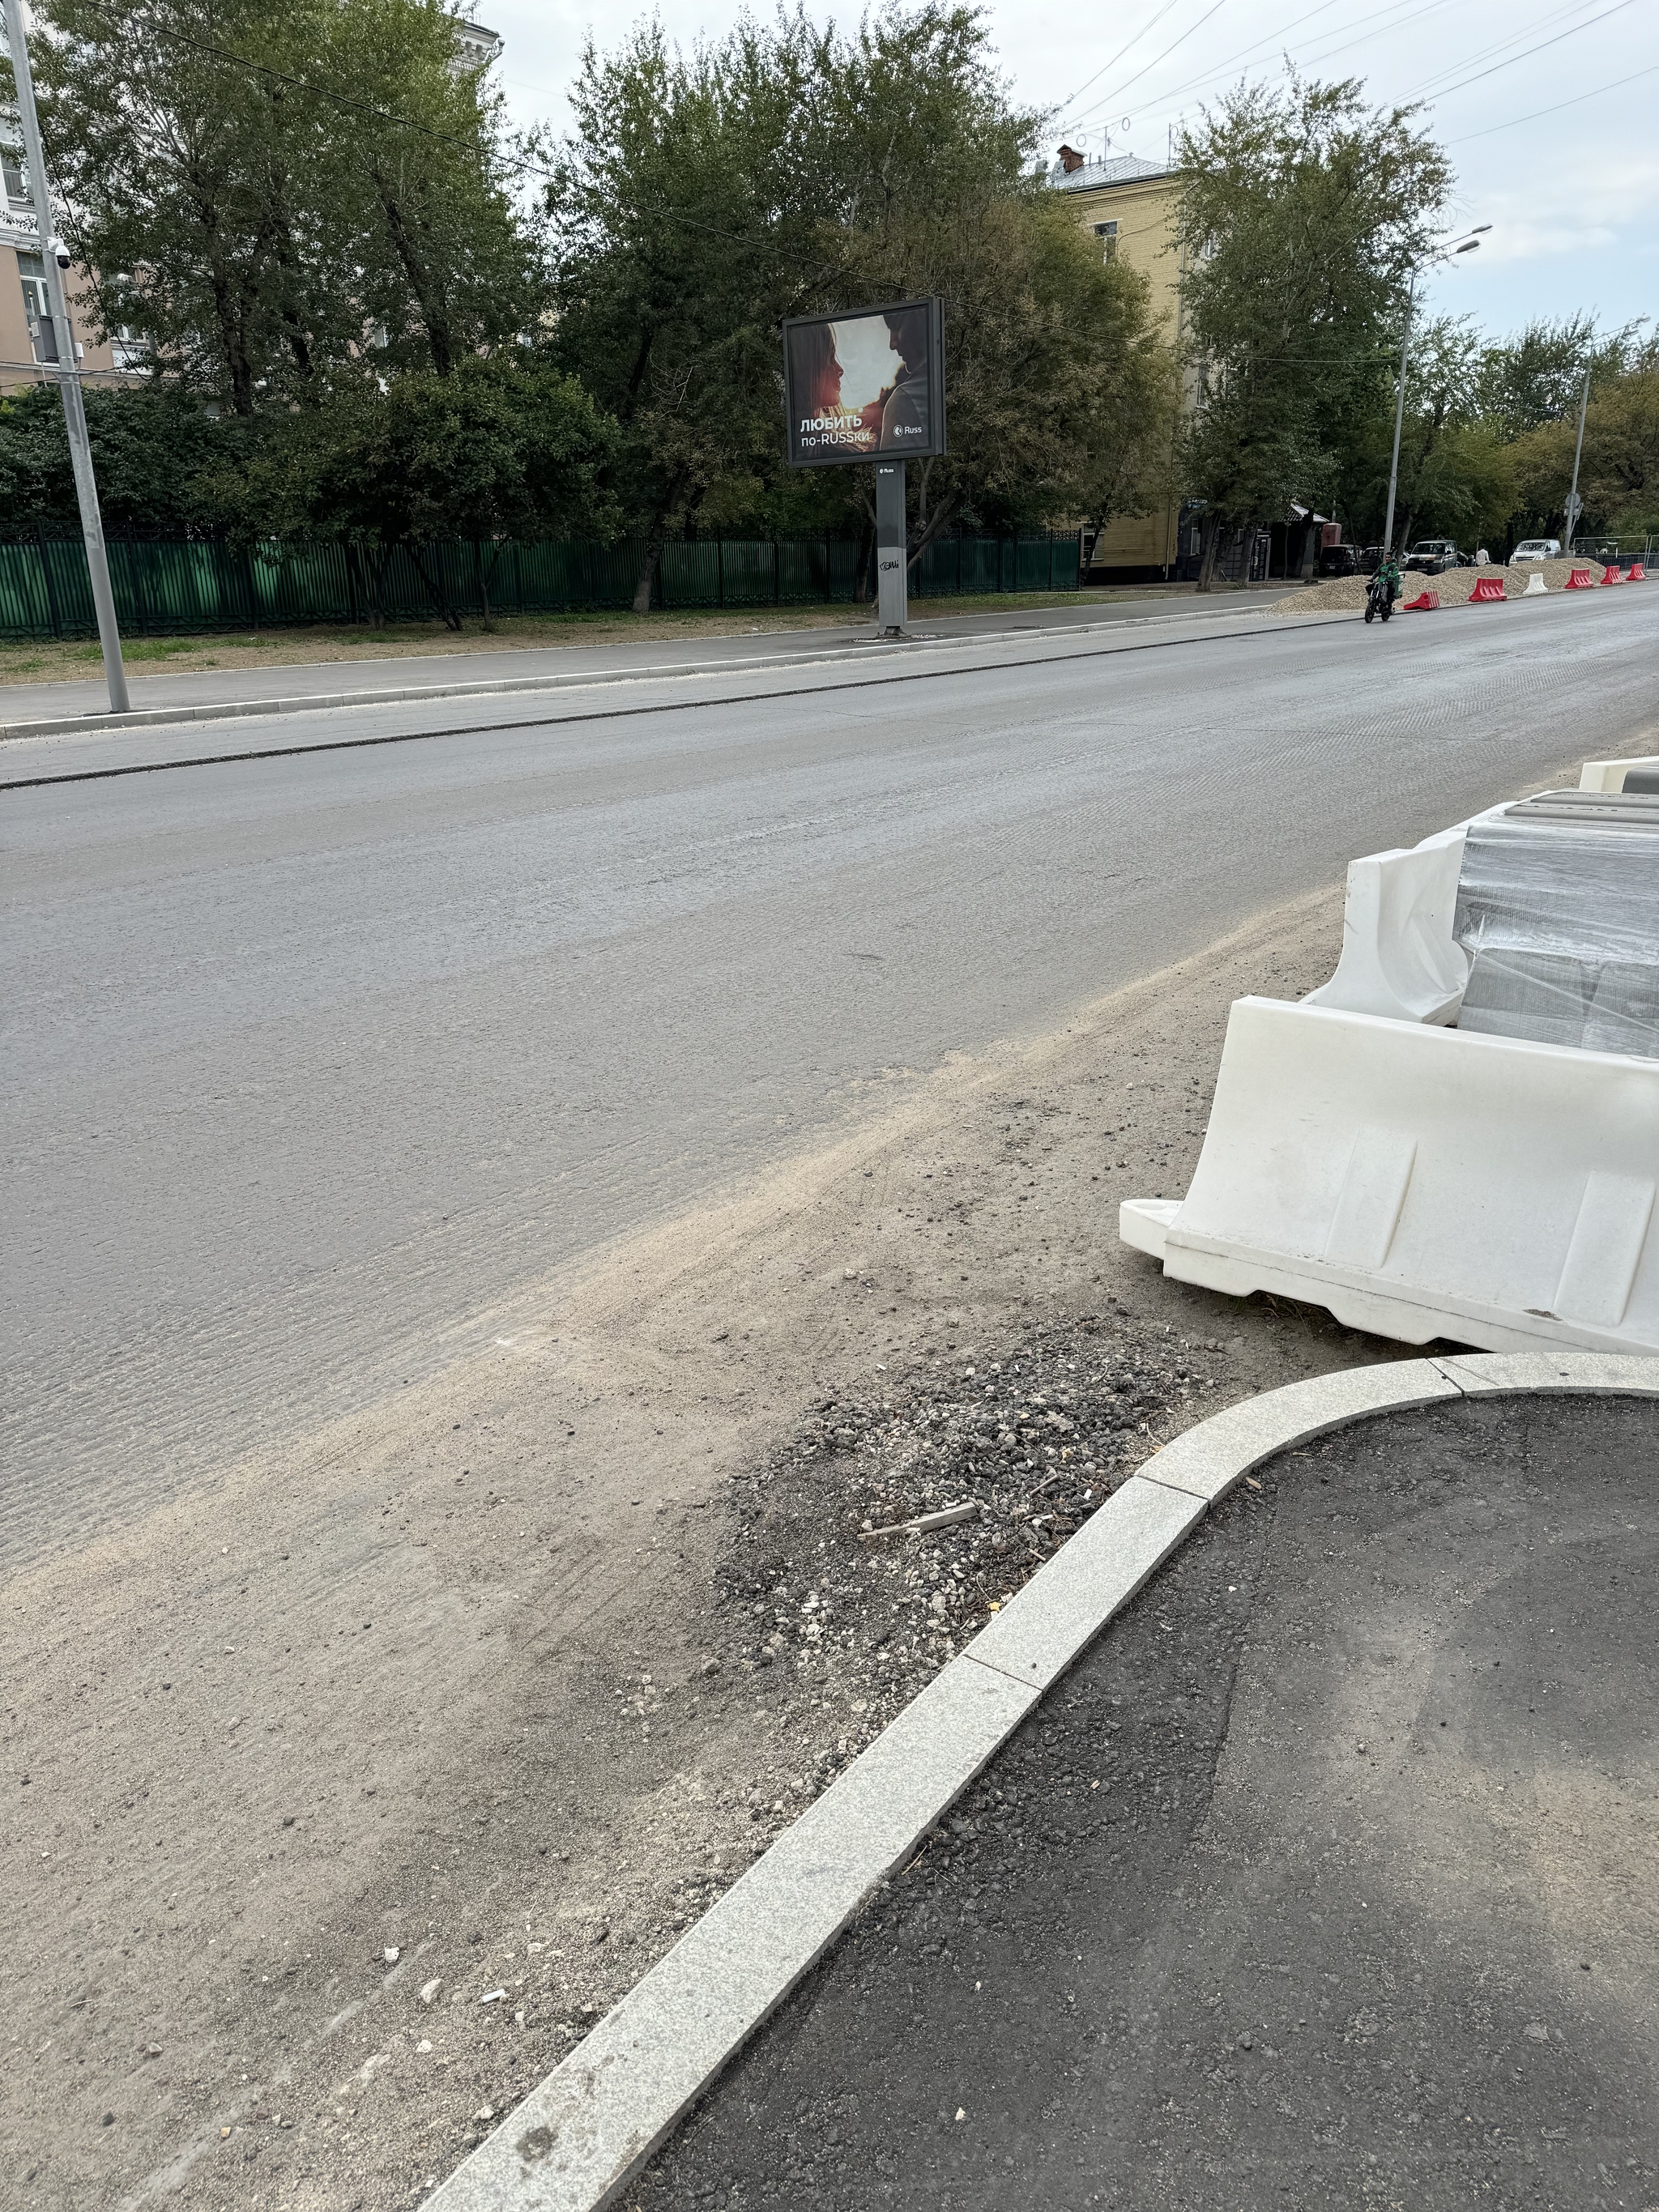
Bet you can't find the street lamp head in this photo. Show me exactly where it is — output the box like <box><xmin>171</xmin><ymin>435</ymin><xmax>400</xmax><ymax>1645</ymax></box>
<box><xmin>1455</xmin><ymin>239</ymin><xmax>1480</xmax><ymax>254</ymax></box>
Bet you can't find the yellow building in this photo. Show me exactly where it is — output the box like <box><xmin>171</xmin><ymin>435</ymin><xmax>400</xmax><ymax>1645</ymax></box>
<box><xmin>1051</xmin><ymin>147</ymin><xmax>1196</xmax><ymax>582</ymax></box>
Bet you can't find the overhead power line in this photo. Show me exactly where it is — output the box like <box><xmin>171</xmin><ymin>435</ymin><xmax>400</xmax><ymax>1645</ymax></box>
<box><xmin>1064</xmin><ymin>0</ymin><xmax>1233</xmax><ymax>130</ymax></box>
<box><xmin>1445</xmin><ymin>59</ymin><xmax>1659</xmax><ymax>142</ymax></box>
<box><xmin>1397</xmin><ymin>0</ymin><xmax>1638</xmax><ymax>105</ymax></box>
<box><xmin>1055</xmin><ymin>0</ymin><xmax>1188</xmax><ymax>120</ymax></box>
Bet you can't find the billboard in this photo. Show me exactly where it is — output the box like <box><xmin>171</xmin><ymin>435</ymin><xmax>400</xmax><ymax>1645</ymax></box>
<box><xmin>783</xmin><ymin>297</ymin><xmax>945</xmax><ymax>468</ymax></box>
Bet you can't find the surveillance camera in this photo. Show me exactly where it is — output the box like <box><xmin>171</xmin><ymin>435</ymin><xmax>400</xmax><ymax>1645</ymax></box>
<box><xmin>54</xmin><ymin>245</ymin><xmax>71</xmax><ymax>269</ymax></box>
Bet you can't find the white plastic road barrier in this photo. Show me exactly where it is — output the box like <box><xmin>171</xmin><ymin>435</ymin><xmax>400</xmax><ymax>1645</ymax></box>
<box><xmin>1303</xmin><ymin>825</ymin><xmax>1471</xmax><ymax>1025</ymax></box>
<box><xmin>1524</xmin><ymin>571</ymin><xmax>1548</xmax><ymax>595</ymax></box>
<box><xmin>1119</xmin><ymin>997</ymin><xmax>1659</xmax><ymax>1355</ymax></box>
<box><xmin>1580</xmin><ymin>756</ymin><xmax>1659</xmax><ymax>795</ymax></box>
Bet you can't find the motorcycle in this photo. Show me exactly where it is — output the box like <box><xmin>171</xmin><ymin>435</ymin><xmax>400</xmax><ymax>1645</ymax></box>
<box><xmin>1363</xmin><ymin>573</ymin><xmax>1396</xmax><ymax>624</ymax></box>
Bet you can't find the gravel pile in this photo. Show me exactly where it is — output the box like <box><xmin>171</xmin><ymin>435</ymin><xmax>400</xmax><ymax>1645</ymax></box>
<box><xmin>1274</xmin><ymin>555</ymin><xmax>1610</xmax><ymax>616</ymax></box>
<box><xmin>710</xmin><ymin>1318</ymin><xmax>1226</xmax><ymax>1785</ymax></box>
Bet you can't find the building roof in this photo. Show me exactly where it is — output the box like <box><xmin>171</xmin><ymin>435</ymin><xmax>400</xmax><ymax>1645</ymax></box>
<box><xmin>1050</xmin><ymin>152</ymin><xmax>1171</xmax><ymax>194</ymax></box>
<box><xmin>453</xmin><ymin>18</ymin><xmax>501</xmax><ymax>69</ymax></box>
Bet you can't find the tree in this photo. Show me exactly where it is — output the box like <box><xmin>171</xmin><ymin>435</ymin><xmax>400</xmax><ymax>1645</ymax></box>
<box><xmin>546</xmin><ymin>4</ymin><xmax>1175</xmax><ymax>607</ymax></box>
<box><xmin>1173</xmin><ymin>75</ymin><xmax>1452</xmax><ymax>587</ymax></box>
<box><xmin>1475</xmin><ymin>313</ymin><xmax>1649</xmax><ymax>440</ymax></box>
<box><xmin>828</xmin><ymin>43</ymin><xmax>1178</xmax><ymax>556</ymax></box>
<box><xmin>0</xmin><ymin>379</ymin><xmax>251</xmax><ymax>531</ymax></box>
<box><xmin>242</xmin><ymin>358</ymin><xmax>620</xmax><ymax>624</ymax></box>
<box><xmin>544</xmin><ymin>11</ymin><xmax>858</xmax><ymax>609</ymax></box>
<box><xmin>1508</xmin><ymin>360</ymin><xmax>1659</xmax><ymax>539</ymax></box>
<box><xmin>1343</xmin><ymin>315</ymin><xmax>1516</xmax><ymax>550</ymax></box>
<box><xmin>32</xmin><ymin>0</ymin><xmax>541</xmax><ymax>410</ymax></box>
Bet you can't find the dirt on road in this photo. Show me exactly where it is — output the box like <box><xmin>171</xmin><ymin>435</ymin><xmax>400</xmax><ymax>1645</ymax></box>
<box><xmin>6</xmin><ymin>884</ymin><xmax>1421</xmax><ymax>2212</ymax></box>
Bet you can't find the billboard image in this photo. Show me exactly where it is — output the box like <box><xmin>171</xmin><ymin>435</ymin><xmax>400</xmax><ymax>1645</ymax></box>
<box><xmin>783</xmin><ymin>297</ymin><xmax>945</xmax><ymax>467</ymax></box>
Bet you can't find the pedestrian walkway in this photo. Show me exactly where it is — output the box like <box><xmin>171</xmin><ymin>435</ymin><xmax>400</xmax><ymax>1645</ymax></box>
<box><xmin>635</xmin><ymin>1391</ymin><xmax>1658</xmax><ymax>2211</ymax></box>
<box><xmin>0</xmin><ymin>586</ymin><xmax>1287</xmax><ymax>735</ymax></box>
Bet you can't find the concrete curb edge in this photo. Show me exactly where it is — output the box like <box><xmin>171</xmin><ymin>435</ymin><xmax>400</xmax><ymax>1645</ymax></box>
<box><xmin>426</xmin><ymin>1350</ymin><xmax>1657</xmax><ymax>2211</ymax></box>
<box><xmin>0</xmin><ymin>601</ymin><xmax>1330</xmax><ymax>748</ymax></box>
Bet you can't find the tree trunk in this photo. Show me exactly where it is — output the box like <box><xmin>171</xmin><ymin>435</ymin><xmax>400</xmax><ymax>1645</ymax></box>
<box><xmin>374</xmin><ymin>173</ymin><xmax>454</xmax><ymax>376</ymax></box>
<box><xmin>1196</xmin><ymin>511</ymin><xmax>1224</xmax><ymax>592</ymax></box>
<box><xmin>632</xmin><ymin>536</ymin><xmax>662</xmax><ymax>615</ymax></box>
<box><xmin>472</xmin><ymin>539</ymin><xmax>494</xmax><ymax>630</ymax></box>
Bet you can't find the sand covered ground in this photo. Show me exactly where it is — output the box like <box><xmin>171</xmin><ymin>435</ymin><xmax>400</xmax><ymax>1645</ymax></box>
<box><xmin>1274</xmin><ymin>554</ymin><xmax>1618</xmax><ymax>614</ymax></box>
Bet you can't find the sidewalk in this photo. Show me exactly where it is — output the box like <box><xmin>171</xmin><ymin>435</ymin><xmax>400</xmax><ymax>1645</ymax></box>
<box><xmin>0</xmin><ymin>587</ymin><xmax>1289</xmax><ymax>739</ymax></box>
<box><xmin>634</xmin><ymin>1388</ymin><xmax>1658</xmax><ymax>2211</ymax></box>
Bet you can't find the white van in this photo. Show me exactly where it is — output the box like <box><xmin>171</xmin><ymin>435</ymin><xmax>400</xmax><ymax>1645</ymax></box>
<box><xmin>1510</xmin><ymin>539</ymin><xmax>1562</xmax><ymax>562</ymax></box>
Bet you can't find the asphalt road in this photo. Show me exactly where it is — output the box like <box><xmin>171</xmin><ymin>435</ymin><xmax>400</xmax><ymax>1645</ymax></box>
<box><xmin>638</xmin><ymin>1391</ymin><xmax>1659</xmax><ymax>2212</ymax></box>
<box><xmin>4</xmin><ymin>591</ymin><xmax>1655</xmax><ymax>1562</ymax></box>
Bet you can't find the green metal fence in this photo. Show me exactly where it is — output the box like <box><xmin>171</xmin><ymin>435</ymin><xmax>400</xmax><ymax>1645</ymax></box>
<box><xmin>0</xmin><ymin>531</ymin><xmax>1081</xmax><ymax>641</ymax></box>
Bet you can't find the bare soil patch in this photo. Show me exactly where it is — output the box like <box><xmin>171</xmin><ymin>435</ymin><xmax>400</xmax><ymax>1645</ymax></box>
<box><xmin>6</xmin><ymin>886</ymin><xmax>1430</xmax><ymax>2212</ymax></box>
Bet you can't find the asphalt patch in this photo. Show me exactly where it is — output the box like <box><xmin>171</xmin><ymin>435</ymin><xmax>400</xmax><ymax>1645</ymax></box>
<box><xmin>634</xmin><ymin>1392</ymin><xmax>1659</xmax><ymax>2211</ymax></box>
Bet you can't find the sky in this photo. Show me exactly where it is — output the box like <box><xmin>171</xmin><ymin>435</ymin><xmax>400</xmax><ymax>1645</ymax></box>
<box><xmin>480</xmin><ymin>0</ymin><xmax>1658</xmax><ymax>348</ymax></box>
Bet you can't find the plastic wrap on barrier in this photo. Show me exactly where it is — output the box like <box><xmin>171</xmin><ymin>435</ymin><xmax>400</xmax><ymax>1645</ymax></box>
<box><xmin>1453</xmin><ymin>819</ymin><xmax>1659</xmax><ymax>1059</ymax></box>
<box><xmin>1459</xmin><ymin>950</ymin><xmax>1659</xmax><ymax>1058</ymax></box>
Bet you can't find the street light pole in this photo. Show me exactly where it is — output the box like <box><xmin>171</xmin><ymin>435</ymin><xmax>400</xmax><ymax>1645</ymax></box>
<box><xmin>1381</xmin><ymin>272</ymin><xmax>1414</xmax><ymax>563</ymax></box>
<box><xmin>1563</xmin><ymin>361</ymin><xmax>1590</xmax><ymax>556</ymax></box>
<box><xmin>1380</xmin><ymin>228</ymin><xmax>1489</xmax><ymax>565</ymax></box>
<box><xmin>3</xmin><ymin>0</ymin><xmax>129</xmax><ymax>712</ymax></box>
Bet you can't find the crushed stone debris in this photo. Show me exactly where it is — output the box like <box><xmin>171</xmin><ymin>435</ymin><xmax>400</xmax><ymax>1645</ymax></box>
<box><xmin>1273</xmin><ymin>555</ymin><xmax>1607</xmax><ymax>614</ymax></box>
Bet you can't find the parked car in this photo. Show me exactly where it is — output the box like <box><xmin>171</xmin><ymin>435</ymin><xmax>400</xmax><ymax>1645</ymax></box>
<box><xmin>1510</xmin><ymin>538</ymin><xmax>1561</xmax><ymax>562</ymax></box>
<box><xmin>1403</xmin><ymin>539</ymin><xmax>1466</xmax><ymax>574</ymax></box>
<box><xmin>1316</xmin><ymin>543</ymin><xmax>1362</xmax><ymax>578</ymax></box>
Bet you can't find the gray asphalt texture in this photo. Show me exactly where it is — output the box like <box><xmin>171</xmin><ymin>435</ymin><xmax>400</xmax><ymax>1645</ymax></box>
<box><xmin>637</xmin><ymin>1392</ymin><xmax>1659</xmax><ymax>2212</ymax></box>
<box><xmin>0</xmin><ymin>587</ymin><xmax>1288</xmax><ymax>730</ymax></box>
<box><xmin>4</xmin><ymin>590</ymin><xmax>1655</xmax><ymax>1563</ymax></box>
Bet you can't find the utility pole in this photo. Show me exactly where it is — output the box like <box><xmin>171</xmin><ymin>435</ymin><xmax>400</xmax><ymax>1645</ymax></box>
<box><xmin>1563</xmin><ymin>361</ymin><xmax>1591</xmax><ymax>556</ymax></box>
<box><xmin>3</xmin><ymin>0</ymin><xmax>128</xmax><ymax>711</ymax></box>
<box><xmin>1381</xmin><ymin>275</ymin><xmax>1414</xmax><ymax>564</ymax></box>
<box><xmin>1382</xmin><ymin>229</ymin><xmax>1487</xmax><ymax>564</ymax></box>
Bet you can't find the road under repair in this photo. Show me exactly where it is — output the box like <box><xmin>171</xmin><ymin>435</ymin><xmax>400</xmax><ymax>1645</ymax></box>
<box><xmin>2</xmin><ymin>587</ymin><xmax>1655</xmax><ymax>2210</ymax></box>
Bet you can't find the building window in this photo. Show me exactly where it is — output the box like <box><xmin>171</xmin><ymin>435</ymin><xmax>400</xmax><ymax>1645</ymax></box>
<box><xmin>2</xmin><ymin>148</ymin><xmax>32</xmax><ymax>207</ymax></box>
<box><xmin>17</xmin><ymin>250</ymin><xmax>58</xmax><ymax>363</ymax></box>
<box><xmin>1094</xmin><ymin>219</ymin><xmax>1119</xmax><ymax>262</ymax></box>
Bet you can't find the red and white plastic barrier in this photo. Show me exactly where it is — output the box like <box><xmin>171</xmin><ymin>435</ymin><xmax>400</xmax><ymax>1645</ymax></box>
<box><xmin>1402</xmin><ymin>588</ymin><xmax>1439</xmax><ymax>611</ymax></box>
<box><xmin>1469</xmin><ymin>574</ymin><xmax>1507</xmax><ymax>602</ymax></box>
<box><xmin>1565</xmin><ymin>567</ymin><xmax>1597</xmax><ymax>589</ymax></box>
<box><xmin>1601</xmin><ymin>563</ymin><xmax>1625</xmax><ymax>586</ymax></box>
<box><xmin>1629</xmin><ymin>561</ymin><xmax>1648</xmax><ymax>580</ymax></box>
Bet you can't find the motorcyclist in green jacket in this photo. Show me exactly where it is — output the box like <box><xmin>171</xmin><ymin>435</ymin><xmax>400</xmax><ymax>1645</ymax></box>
<box><xmin>1377</xmin><ymin>555</ymin><xmax>1402</xmax><ymax>607</ymax></box>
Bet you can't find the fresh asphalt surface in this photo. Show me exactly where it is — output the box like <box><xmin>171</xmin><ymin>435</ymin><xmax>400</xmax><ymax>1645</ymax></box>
<box><xmin>3</xmin><ymin>590</ymin><xmax>1656</xmax><ymax>1562</ymax></box>
<box><xmin>639</xmin><ymin>1393</ymin><xmax>1659</xmax><ymax>2212</ymax></box>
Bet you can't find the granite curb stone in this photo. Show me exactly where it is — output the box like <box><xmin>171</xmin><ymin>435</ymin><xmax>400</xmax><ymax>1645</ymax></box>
<box><xmin>425</xmin><ymin>1349</ymin><xmax>1655</xmax><ymax>2212</ymax></box>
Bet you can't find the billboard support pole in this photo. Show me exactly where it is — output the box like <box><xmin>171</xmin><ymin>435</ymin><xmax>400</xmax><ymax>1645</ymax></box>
<box><xmin>876</xmin><ymin>461</ymin><xmax>907</xmax><ymax>635</ymax></box>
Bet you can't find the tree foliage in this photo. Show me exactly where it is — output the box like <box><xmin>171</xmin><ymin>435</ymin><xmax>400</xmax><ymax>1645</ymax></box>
<box><xmin>33</xmin><ymin>0</ymin><xmax>540</xmax><ymax>410</ymax></box>
<box><xmin>1172</xmin><ymin>75</ymin><xmax>1451</xmax><ymax>584</ymax></box>
<box><xmin>546</xmin><ymin>5</ymin><xmax>1174</xmax><ymax>603</ymax></box>
<box><xmin>1508</xmin><ymin>361</ymin><xmax>1659</xmax><ymax>539</ymax></box>
<box><xmin>0</xmin><ymin>380</ymin><xmax>249</xmax><ymax>529</ymax></box>
<box><xmin>242</xmin><ymin>360</ymin><xmax>620</xmax><ymax>622</ymax></box>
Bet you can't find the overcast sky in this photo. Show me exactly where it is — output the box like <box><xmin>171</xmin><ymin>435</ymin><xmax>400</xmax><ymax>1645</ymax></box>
<box><xmin>482</xmin><ymin>0</ymin><xmax>1657</xmax><ymax>346</ymax></box>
